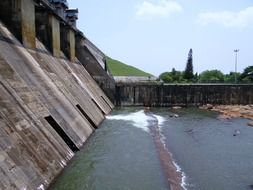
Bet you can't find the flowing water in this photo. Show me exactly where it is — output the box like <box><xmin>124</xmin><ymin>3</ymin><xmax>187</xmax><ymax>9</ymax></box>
<box><xmin>50</xmin><ymin>108</ymin><xmax>253</xmax><ymax>190</ymax></box>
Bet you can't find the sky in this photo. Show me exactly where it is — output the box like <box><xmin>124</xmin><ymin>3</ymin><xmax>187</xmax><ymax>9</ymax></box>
<box><xmin>69</xmin><ymin>0</ymin><xmax>253</xmax><ymax>76</ymax></box>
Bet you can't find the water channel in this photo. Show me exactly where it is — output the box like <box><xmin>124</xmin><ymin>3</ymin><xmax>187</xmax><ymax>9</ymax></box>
<box><xmin>50</xmin><ymin>108</ymin><xmax>253</xmax><ymax>190</ymax></box>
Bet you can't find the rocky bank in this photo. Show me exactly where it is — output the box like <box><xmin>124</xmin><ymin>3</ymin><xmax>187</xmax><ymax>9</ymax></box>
<box><xmin>200</xmin><ymin>104</ymin><xmax>253</xmax><ymax>126</ymax></box>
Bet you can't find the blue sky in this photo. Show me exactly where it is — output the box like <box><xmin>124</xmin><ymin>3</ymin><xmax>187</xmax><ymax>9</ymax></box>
<box><xmin>69</xmin><ymin>0</ymin><xmax>253</xmax><ymax>76</ymax></box>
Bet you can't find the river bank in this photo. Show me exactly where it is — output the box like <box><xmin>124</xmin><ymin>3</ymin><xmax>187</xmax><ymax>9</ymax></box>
<box><xmin>200</xmin><ymin>104</ymin><xmax>253</xmax><ymax>126</ymax></box>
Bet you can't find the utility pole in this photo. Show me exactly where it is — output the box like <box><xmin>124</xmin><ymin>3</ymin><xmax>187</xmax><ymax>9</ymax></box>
<box><xmin>234</xmin><ymin>49</ymin><xmax>239</xmax><ymax>84</ymax></box>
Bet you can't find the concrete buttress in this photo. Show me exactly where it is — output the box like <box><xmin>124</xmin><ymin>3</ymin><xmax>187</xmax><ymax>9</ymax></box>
<box><xmin>0</xmin><ymin>18</ymin><xmax>114</xmax><ymax>190</ymax></box>
<box><xmin>0</xmin><ymin>0</ymin><xmax>115</xmax><ymax>189</ymax></box>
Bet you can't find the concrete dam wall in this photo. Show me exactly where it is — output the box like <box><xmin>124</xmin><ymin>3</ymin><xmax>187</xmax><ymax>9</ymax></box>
<box><xmin>116</xmin><ymin>84</ymin><xmax>253</xmax><ymax>107</ymax></box>
<box><xmin>0</xmin><ymin>0</ymin><xmax>114</xmax><ymax>189</ymax></box>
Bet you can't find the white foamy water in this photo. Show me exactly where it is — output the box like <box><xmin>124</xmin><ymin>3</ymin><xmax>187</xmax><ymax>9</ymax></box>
<box><xmin>153</xmin><ymin>114</ymin><xmax>166</xmax><ymax>126</ymax></box>
<box><xmin>106</xmin><ymin>110</ymin><xmax>152</xmax><ymax>132</ymax></box>
<box><xmin>173</xmin><ymin>160</ymin><xmax>188</xmax><ymax>190</ymax></box>
<box><xmin>106</xmin><ymin>111</ymin><xmax>166</xmax><ymax>133</ymax></box>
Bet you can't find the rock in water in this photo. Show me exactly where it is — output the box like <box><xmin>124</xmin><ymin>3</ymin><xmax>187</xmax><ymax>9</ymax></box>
<box><xmin>172</xmin><ymin>106</ymin><xmax>182</xmax><ymax>109</ymax></box>
<box><xmin>169</xmin><ymin>114</ymin><xmax>179</xmax><ymax>118</ymax></box>
<box><xmin>247</xmin><ymin>121</ymin><xmax>253</xmax><ymax>127</ymax></box>
<box><xmin>233</xmin><ymin>130</ymin><xmax>241</xmax><ymax>136</ymax></box>
<box><xmin>205</xmin><ymin>104</ymin><xmax>213</xmax><ymax>109</ymax></box>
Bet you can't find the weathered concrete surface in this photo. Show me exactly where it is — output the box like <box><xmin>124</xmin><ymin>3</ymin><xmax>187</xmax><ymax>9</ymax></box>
<box><xmin>68</xmin><ymin>29</ymin><xmax>75</xmax><ymax>62</ymax></box>
<box><xmin>33</xmin><ymin>39</ymin><xmax>113</xmax><ymax>118</ymax></box>
<box><xmin>0</xmin><ymin>21</ymin><xmax>114</xmax><ymax>190</ymax></box>
<box><xmin>34</xmin><ymin>8</ymin><xmax>115</xmax><ymax>102</ymax></box>
<box><xmin>83</xmin><ymin>38</ymin><xmax>106</xmax><ymax>70</ymax></box>
<box><xmin>21</xmin><ymin>0</ymin><xmax>36</xmax><ymax>49</ymax></box>
<box><xmin>76</xmin><ymin>35</ymin><xmax>115</xmax><ymax>101</ymax></box>
<box><xmin>35</xmin><ymin>11</ymin><xmax>62</xmax><ymax>58</ymax></box>
<box><xmin>48</xmin><ymin>14</ymin><xmax>61</xmax><ymax>57</ymax></box>
<box><xmin>116</xmin><ymin>84</ymin><xmax>253</xmax><ymax>107</ymax></box>
<box><xmin>60</xmin><ymin>26</ymin><xmax>76</xmax><ymax>62</ymax></box>
<box><xmin>0</xmin><ymin>0</ymin><xmax>36</xmax><ymax>48</ymax></box>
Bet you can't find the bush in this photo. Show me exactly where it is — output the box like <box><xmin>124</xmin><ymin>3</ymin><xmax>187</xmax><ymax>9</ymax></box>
<box><xmin>199</xmin><ymin>70</ymin><xmax>224</xmax><ymax>83</ymax></box>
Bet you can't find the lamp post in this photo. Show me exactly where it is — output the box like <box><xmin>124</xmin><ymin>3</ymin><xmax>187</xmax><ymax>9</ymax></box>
<box><xmin>234</xmin><ymin>49</ymin><xmax>239</xmax><ymax>84</ymax></box>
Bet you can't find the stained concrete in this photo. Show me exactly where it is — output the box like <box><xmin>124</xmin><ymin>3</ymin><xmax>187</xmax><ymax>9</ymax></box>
<box><xmin>76</xmin><ymin>35</ymin><xmax>115</xmax><ymax>101</ymax></box>
<box><xmin>68</xmin><ymin>29</ymin><xmax>75</xmax><ymax>62</ymax></box>
<box><xmin>0</xmin><ymin>0</ymin><xmax>115</xmax><ymax>189</ymax></box>
<box><xmin>60</xmin><ymin>26</ymin><xmax>76</xmax><ymax>62</ymax></box>
<box><xmin>35</xmin><ymin>11</ymin><xmax>61</xmax><ymax>58</ymax></box>
<box><xmin>0</xmin><ymin>21</ymin><xmax>114</xmax><ymax>189</ymax></box>
<box><xmin>116</xmin><ymin>84</ymin><xmax>253</xmax><ymax>107</ymax></box>
<box><xmin>0</xmin><ymin>0</ymin><xmax>36</xmax><ymax>49</ymax></box>
<box><xmin>21</xmin><ymin>0</ymin><xmax>36</xmax><ymax>49</ymax></box>
<box><xmin>48</xmin><ymin>15</ymin><xmax>61</xmax><ymax>57</ymax></box>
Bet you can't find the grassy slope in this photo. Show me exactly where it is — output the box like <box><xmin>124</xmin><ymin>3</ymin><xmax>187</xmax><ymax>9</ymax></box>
<box><xmin>106</xmin><ymin>57</ymin><xmax>153</xmax><ymax>77</ymax></box>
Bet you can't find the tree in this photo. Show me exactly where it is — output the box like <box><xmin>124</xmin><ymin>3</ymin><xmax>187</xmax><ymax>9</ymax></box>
<box><xmin>159</xmin><ymin>72</ymin><xmax>172</xmax><ymax>83</ymax></box>
<box><xmin>224</xmin><ymin>72</ymin><xmax>241</xmax><ymax>83</ymax></box>
<box><xmin>159</xmin><ymin>69</ymin><xmax>185</xmax><ymax>83</ymax></box>
<box><xmin>171</xmin><ymin>68</ymin><xmax>176</xmax><ymax>80</ymax></box>
<box><xmin>199</xmin><ymin>70</ymin><xmax>224</xmax><ymax>83</ymax></box>
<box><xmin>184</xmin><ymin>49</ymin><xmax>194</xmax><ymax>81</ymax></box>
<box><xmin>171</xmin><ymin>68</ymin><xmax>184</xmax><ymax>82</ymax></box>
<box><xmin>193</xmin><ymin>72</ymin><xmax>199</xmax><ymax>83</ymax></box>
<box><xmin>239</xmin><ymin>66</ymin><xmax>253</xmax><ymax>82</ymax></box>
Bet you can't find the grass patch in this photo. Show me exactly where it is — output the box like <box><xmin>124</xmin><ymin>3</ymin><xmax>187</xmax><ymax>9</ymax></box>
<box><xmin>106</xmin><ymin>56</ymin><xmax>153</xmax><ymax>77</ymax></box>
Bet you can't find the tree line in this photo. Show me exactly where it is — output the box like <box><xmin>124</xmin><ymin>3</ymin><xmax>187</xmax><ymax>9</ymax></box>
<box><xmin>159</xmin><ymin>49</ymin><xmax>253</xmax><ymax>83</ymax></box>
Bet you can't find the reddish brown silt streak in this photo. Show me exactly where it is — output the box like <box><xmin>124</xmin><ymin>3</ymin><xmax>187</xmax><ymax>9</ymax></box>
<box><xmin>146</xmin><ymin>111</ymin><xmax>183</xmax><ymax>190</ymax></box>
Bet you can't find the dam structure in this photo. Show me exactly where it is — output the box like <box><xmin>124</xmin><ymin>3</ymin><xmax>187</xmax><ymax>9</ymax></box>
<box><xmin>0</xmin><ymin>0</ymin><xmax>114</xmax><ymax>189</ymax></box>
<box><xmin>1</xmin><ymin>1</ymin><xmax>253</xmax><ymax>190</ymax></box>
<box><xmin>116</xmin><ymin>83</ymin><xmax>253</xmax><ymax>107</ymax></box>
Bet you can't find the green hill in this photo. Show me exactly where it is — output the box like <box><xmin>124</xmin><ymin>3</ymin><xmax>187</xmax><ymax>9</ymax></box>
<box><xmin>106</xmin><ymin>57</ymin><xmax>153</xmax><ymax>77</ymax></box>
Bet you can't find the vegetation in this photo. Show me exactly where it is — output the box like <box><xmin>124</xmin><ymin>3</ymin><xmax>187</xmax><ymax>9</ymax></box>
<box><xmin>184</xmin><ymin>49</ymin><xmax>194</xmax><ymax>81</ymax></box>
<box><xmin>106</xmin><ymin>53</ymin><xmax>252</xmax><ymax>84</ymax></box>
<box><xmin>159</xmin><ymin>49</ymin><xmax>197</xmax><ymax>83</ymax></box>
<box><xmin>224</xmin><ymin>72</ymin><xmax>240</xmax><ymax>83</ymax></box>
<box><xmin>158</xmin><ymin>49</ymin><xmax>252</xmax><ymax>84</ymax></box>
<box><xmin>159</xmin><ymin>67</ymin><xmax>253</xmax><ymax>84</ymax></box>
<box><xmin>106</xmin><ymin>56</ymin><xmax>153</xmax><ymax>77</ymax></box>
<box><xmin>199</xmin><ymin>70</ymin><xmax>224</xmax><ymax>83</ymax></box>
<box><xmin>239</xmin><ymin>66</ymin><xmax>253</xmax><ymax>82</ymax></box>
<box><xmin>159</xmin><ymin>69</ymin><xmax>186</xmax><ymax>83</ymax></box>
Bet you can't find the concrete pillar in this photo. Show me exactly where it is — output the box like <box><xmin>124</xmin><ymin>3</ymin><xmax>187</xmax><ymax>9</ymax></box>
<box><xmin>60</xmin><ymin>25</ymin><xmax>76</xmax><ymax>62</ymax></box>
<box><xmin>48</xmin><ymin>14</ymin><xmax>61</xmax><ymax>57</ymax></box>
<box><xmin>68</xmin><ymin>29</ymin><xmax>75</xmax><ymax>62</ymax></box>
<box><xmin>20</xmin><ymin>0</ymin><xmax>36</xmax><ymax>49</ymax></box>
<box><xmin>0</xmin><ymin>0</ymin><xmax>36</xmax><ymax>48</ymax></box>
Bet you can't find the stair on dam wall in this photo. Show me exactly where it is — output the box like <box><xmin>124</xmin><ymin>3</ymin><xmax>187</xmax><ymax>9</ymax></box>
<box><xmin>0</xmin><ymin>21</ymin><xmax>114</xmax><ymax>190</ymax></box>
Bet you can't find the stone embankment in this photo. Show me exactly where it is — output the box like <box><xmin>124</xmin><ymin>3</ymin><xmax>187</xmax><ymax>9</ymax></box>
<box><xmin>200</xmin><ymin>104</ymin><xmax>253</xmax><ymax>126</ymax></box>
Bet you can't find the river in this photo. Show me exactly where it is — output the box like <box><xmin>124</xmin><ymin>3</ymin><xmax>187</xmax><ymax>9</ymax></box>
<box><xmin>50</xmin><ymin>108</ymin><xmax>253</xmax><ymax>190</ymax></box>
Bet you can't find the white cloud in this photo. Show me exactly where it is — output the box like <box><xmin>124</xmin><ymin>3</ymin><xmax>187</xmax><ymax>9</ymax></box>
<box><xmin>197</xmin><ymin>7</ymin><xmax>253</xmax><ymax>28</ymax></box>
<box><xmin>136</xmin><ymin>0</ymin><xmax>183</xmax><ymax>19</ymax></box>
